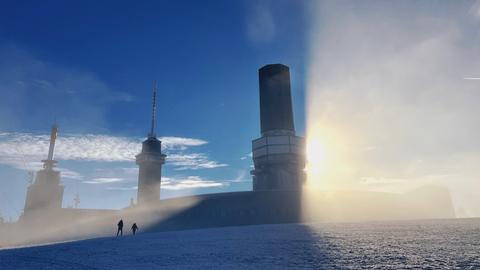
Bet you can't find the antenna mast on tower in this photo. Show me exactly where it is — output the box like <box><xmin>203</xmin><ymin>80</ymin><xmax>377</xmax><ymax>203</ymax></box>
<box><xmin>148</xmin><ymin>81</ymin><xmax>157</xmax><ymax>138</ymax></box>
<box><xmin>42</xmin><ymin>124</ymin><xmax>58</xmax><ymax>170</ymax></box>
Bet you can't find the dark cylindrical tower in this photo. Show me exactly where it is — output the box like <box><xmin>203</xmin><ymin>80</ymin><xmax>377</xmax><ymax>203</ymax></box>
<box><xmin>251</xmin><ymin>64</ymin><xmax>305</xmax><ymax>191</ymax></box>
<box><xmin>259</xmin><ymin>64</ymin><xmax>295</xmax><ymax>136</ymax></box>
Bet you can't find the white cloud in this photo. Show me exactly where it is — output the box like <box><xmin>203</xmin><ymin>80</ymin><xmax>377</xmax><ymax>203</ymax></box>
<box><xmin>162</xmin><ymin>176</ymin><xmax>226</xmax><ymax>190</ymax></box>
<box><xmin>101</xmin><ymin>176</ymin><xmax>228</xmax><ymax>191</ymax></box>
<box><xmin>120</xmin><ymin>167</ymin><xmax>139</xmax><ymax>175</ymax></box>
<box><xmin>58</xmin><ymin>168</ymin><xmax>84</xmax><ymax>180</ymax></box>
<box><xmin>240</xmin><ymin>152</ymin><xmax>253</xmax><ymax>160</ymax></box>
<box><xmin>99</xmin><ymin>169</ymin><xmax>250</xmax><ymax>192</ymax></box>
<box><xmin>106</xmin><ymin>186</ymin><xmax>138</xmax><ymax>191</ymax></box>
<box><xmin>83</xmin><ymin>177</ymin><xmax>124</xmax><ymax>184</ymax></box>
<box><xmin>104</xmin><ymin>175</ymin><xmax>227</xmax><ymax>191</ymax></box>
<box><xmin>168</xmin><ymin>153</ymin><xmax>227</xmax><ymax>170</ymax></box>
<box><xmin>0</xmin><ymin>132</ymin><xmax>226</xmax><ymax>172</ymax></box>
<box><xmin>161</xmin><ymin>137</ymin><xmax>207</xmax><ymax>150</ymax></box>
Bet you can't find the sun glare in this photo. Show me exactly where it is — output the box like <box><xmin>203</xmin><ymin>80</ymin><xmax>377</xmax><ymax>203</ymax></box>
<box><xmin>305</xmin><ymin>131</ymin><xmax>328</xmax><ymax>187</ymax></box>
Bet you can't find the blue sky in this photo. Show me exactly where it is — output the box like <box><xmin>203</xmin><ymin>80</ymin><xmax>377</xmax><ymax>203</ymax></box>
<box><xmin>0</xmin><ymin>1</ymin><xmax>308</xmax><ymax>220</ymax></box>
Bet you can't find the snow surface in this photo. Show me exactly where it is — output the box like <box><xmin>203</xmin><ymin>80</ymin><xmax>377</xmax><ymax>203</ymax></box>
<box><xmin>0</xmin><ymin>218</ymin><xmax>479</xmax><ymax>269</ymax></box>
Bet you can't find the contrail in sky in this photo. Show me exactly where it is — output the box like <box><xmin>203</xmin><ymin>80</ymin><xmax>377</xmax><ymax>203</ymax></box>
<box><xmin>463</xmin><ymin>77</ymin><xmax>480</xmax><ymax>80</ymax></box>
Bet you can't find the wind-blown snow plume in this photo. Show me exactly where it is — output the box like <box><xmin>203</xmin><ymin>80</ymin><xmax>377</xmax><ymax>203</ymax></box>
<box><xmin>305</xmin><ymin>1</ymin><xmax>480</xmax><ymax>217</ymax></box>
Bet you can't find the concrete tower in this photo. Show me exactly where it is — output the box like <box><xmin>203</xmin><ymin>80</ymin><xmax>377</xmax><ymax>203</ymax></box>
<box><xmin>136</xmin><ymin>83</ymin><xmax>166</xmax><ymax>205</ymax></box>
<box><xmin>251</xmin><ymin>64</ymin><xmax>306</xmax><ymax>191</ymax></box>
<box><xmin>23</xmin><ymin>124</ymin><xmax>64</xmax><ymax>215</ymax></box>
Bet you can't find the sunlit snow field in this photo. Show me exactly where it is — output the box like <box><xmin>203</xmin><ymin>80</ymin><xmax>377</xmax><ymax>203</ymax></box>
<box><xmin>1</xmin><ymin>218</ymin><xmax>479</xmax><ymax>269</ymax></box>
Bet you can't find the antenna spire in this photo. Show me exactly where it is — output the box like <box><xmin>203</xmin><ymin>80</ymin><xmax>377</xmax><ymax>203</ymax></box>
<box><xmin>43</xmin><ymin>123</ymin><xmax>58</xmax><ymax>170</ymax></box>
<box><xmin>149</xmin><ymin>81</ymin><xmax>157</xmax><ymax>138</ymax></box>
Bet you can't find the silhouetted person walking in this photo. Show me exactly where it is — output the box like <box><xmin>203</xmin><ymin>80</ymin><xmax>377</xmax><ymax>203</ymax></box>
<box><xmin>117</xmin><ymin>219</ymin><xmax>123</xmax><ymax>236</ymax></box>
<box><xmin>131</xmin><ymin>223</ymin><xmax>138</xmax><ymax>235</ymax></box>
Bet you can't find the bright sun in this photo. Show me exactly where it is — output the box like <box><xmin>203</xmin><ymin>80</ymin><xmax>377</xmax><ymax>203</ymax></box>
<box><xmin>305</xmin><ymin>133</ymin><xmax>328</xmax><ymax>187</ymax></box>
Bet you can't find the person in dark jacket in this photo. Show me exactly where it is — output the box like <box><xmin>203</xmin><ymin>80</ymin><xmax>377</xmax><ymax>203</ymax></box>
<box><xmin>117</xmin><ymin>219</ymin><xmax>124</xmax><ymax>236</ymax></box>
<box><xmin>131</xmin><ymin>223</ymin><xmax>138</xmax><ymax>235</ymax></box>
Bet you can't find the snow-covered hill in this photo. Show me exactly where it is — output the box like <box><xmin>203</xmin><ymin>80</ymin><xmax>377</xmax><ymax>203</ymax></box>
<box><xmin>1</xmin><ymin>219</ymin><xmax>479</xmax><ymax>269</ymax></box>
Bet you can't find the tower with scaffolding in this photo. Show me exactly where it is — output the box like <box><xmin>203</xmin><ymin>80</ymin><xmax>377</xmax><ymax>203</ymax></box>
<box><xmin>23</xmin><ymin>124</ymin><xmax>64</xmax><ymax>216</ymax></box>
<box><xmin>250</xmin><ymin>64</ymin><xmax>306</xmax><ymax>191</ymax></box>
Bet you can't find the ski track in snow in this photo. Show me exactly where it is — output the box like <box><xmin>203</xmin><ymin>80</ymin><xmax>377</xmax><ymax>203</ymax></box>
<box><xmin>0</xmin><ymin>219</ymin><xmax>479</xmax><ymax>269</ymax></box>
